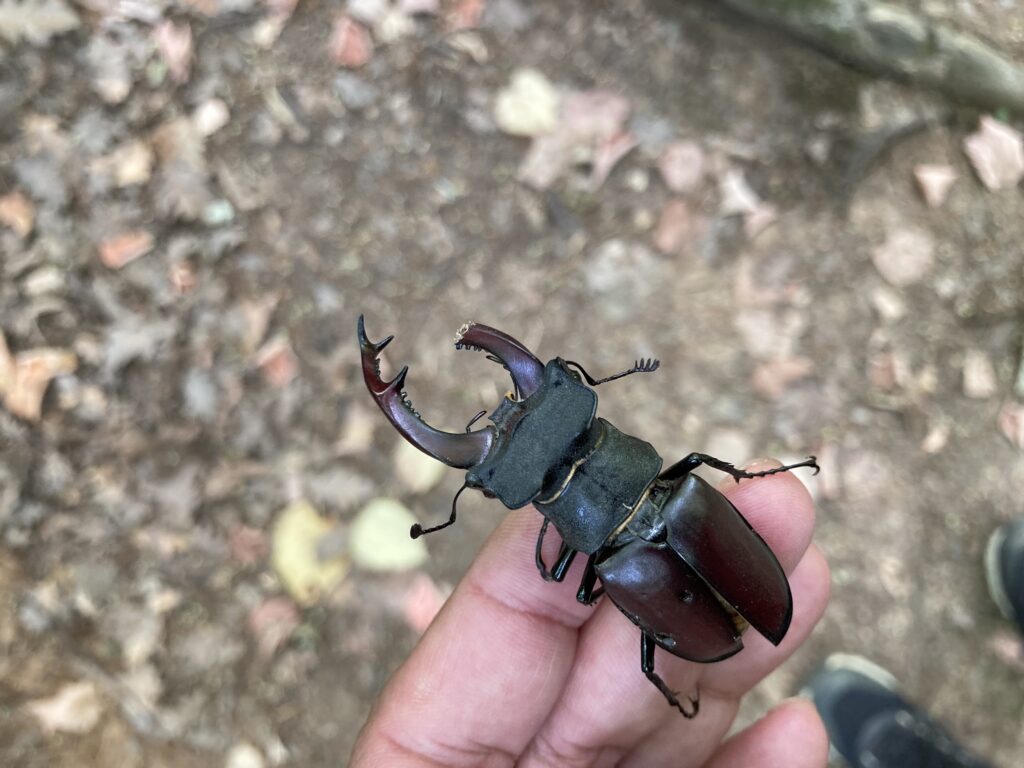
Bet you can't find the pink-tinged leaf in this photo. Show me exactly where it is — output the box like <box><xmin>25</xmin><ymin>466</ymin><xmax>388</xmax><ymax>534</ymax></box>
<box><xmin>963</xmin><ymin>116</ymin><xmax>1024</xmax><ymax>191</ymax></box>
<box><xmin>402</xmin><ymin>573</ymin><xmax>447</xmax><ymax>634</ymax></box>
<box><xmin>0</xmin><ymin>331</ymin><xmax>77</xmax><ymax>422</ymax></box>
<box><xmin>248</xmin><ymin>597</ymin><xmax>300</xmax><ymax>659</ymax></box>
<box><xmin>998</xmin><ymin>401</ymin><xmax>1024</xmax><ymax>450</ymax></box>
<box><xmin>98</xmin><ymin>230</ymin><xmax>154</xmax><ymax>269</ymax></box>
<box><xmin>751</xmin><ymin>356</ymin><xmax>814</xmax><ymax>399</ymax></box>
<box><xmin>653</xmin><ymin>198</ymin><xmax>693</xmax><ymax>256</ymax></box>
<box><xmin>658</xmin><ymin>140</ymin><xmax>705</xmax><ymax>194</ymax></box>
<box><xmin>871</xmin><ymin>227</ymin><xmax>935</xmax><ymax>286</ymax></box>
<box><xmin>329</xmin><ymin>15</ymin><xmax>373</xmax><ymax>69</ymax></box>
<box><xmin>447</xmin><ymin>0</ymin><xmax>483</xmax><ymax>31</ymax></box>
<box><xmin>590</xmin><ymin>131</ymin><xmax>637</xmax><ymax>190</ymax></box>
<box><xmin>0</xmin><ymin>190</ymin><xmax>35</xmax><ymax>237</ymax></box>
<box><xmin>153</xmin><ymin>20</ymin><xmax>192</xmax><ymax>85</ymax></box>
<box><xmin>256</xmin><ymin>336</ymin><xmax>299</xmax><ymax>387</ymax></box>
<box><xmin>913</xmin><ymin>164</ymin><xmax>957</xmax><ymax>207</ymax></box>
<box><xmin>561</xmin><ymin>90</ymin><xmax>631</xmax><ymax>144</ymax></box>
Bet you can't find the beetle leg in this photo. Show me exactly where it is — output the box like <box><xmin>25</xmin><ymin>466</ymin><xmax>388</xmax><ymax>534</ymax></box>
<box><xmin>641</xmin><ymin>633</ymin><xmax>700</xmax><ymax>718</ymax></box>
<box><xmin>563</xmin><ymin>358</ymin><xmax>660</xmax><ymax>386</ymax></box>
<box><xmin>534</xmin><ymin>518</ymin><xmax>577</xmax><ymax>582</ymax></box>
<box><xmin>575</xmin><ymin>554</ymin><xmax>605</xmax><ymax>606</ymax></box>
<box><xmin>660</xmin><ymin>453</ymin><xmax>819</xmax><ymax>483</ymax></box>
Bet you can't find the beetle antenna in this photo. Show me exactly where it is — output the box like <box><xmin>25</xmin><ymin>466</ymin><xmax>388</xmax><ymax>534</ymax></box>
<box><xmin>410</xmin><ymin>482</ymin><xmax>469</xmax><ymax>539</ymax></box>
<box><xmin>464</xmin><ymin>410</ymin><xmax>488</xmax><ymax>432</ymax></box>
<box><xmin>564</xmin><ymin>358</ymin><xmax>660</xmax><ymax>386</ymax></box>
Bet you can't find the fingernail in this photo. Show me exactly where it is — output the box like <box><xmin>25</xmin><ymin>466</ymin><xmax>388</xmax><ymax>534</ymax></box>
<box><xmin>742</xmin><ymin>457</ymin><xmax>782</xmax><ymax>472</ymax></box>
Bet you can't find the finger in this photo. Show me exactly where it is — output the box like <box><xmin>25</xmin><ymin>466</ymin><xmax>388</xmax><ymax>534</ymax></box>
<box><xmin>702</xmin><ymin>699</ymin><xmax>829</xmax><ymax>768</ymax></box>
<box><xmin>620</xmin><ymin>545</ymin><xmax>830</xmax><ymax>767</ymax></box>
<box><xmin>519</xmin><ymin>466</ymin><xmax>817</xmax><ymax>767</ymax></box>
<box><xmin>351</xmin><ymin>504</ymin><xmax>594</xmax><ymax>766</ymax></box>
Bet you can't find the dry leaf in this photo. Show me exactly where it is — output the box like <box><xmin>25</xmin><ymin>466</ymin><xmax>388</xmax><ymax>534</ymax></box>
<box><xmin>658</xmin><ymin>141</ymin><xmax>705</xmax><ymax>194</ymax></box>
<box><xmin>0</xmin><ymin>0</ymin><xmax>79</xmax><ymax>45</ymax></box>
<box><xmin>256</xmin><ymin>336</ymin><xmax>299</xmax><ymax>387</ymax></box>
<box><xmin>98</xmin><ymin>230</ymin><xmax>154</xmax><ymax>269</ymax></box>
<box><xmin>151</xmin><ymin>118</ymin><xmax>212</xmax><ymax>221</ymax></box>
<box><xmin>913</xmin><ymin>164</ymin><xmax>957</xmax><ymax>207</ymax></box>
<box><xmin>653</xmin><ymin>199</ymin><xmax>693</xmax><ymax>256</ymax></box>
<box><xmin>561</xmin><ymin>90</ymin><xmax>630</xmax><ymax>144</ymax></box>
<box><xmin>495</xmin><ymin>68</ymin><xmax>559</xmax><ymax>138</ymax></box>
<box><xmin>998</xmin><ymin>401</ymin><xmax>1024</xmax><ymax>450</ymax></box>
<box><xmin>395</xmin><ymin>440</ymin><xmax>446</xmax><ymax>493</ymax></box>
<box><xmin>248</xmin><ymin>597</ymin><xmax>300</xmax><ymax>658</ymax></box>
<box><xmin>100</xmin><ymin>140</ymin><xmax>154</xmax><ymax>188</ymax></box>
<box><xmin>27</xmin><ymin>682</ymin><xmax>103</xmax><ymax>734</ymax></box>
<box><xmin>402</xmin><ymin>573</ymin><xmax>447</xmax><ymax>634</ymax></box>
<box><xmin>0</xmin><ymin>190</ymin><xmax>35</xmax><ymax>237</ymax></box>
<box><xmin>350</xmin><ymin>498</ymin><xmax>428</xmax><ymax>572</ymax></box>
<box><xmin>0</xmin><ymin>331</ymin><xmax>77</xmax><ymax>422</ymax></box>
<box><xmin>329</xmin><ymin>15</ymin><xmax>373</xmax><ymax>69</ymax></box>
<box><xmin>271</xmin><ymin>500</ymin><xmax>349</xmax><ymax>605</ymax></box>
<box><xmin>871</xmin><ymin>227</ymin><xmax>935</xmax><ymax>286</ymax></box>
<box><xmin>153</xmin><ymin>20</ymin><xmax>192</xmax><ymax>85</ymax></box>
<box><xmin>963</xmin><ymin>116</ymin><xmax>1024</xmax><ymax>191</ymax></box>
<box><xmin>719</xmin><ymin>168</ymin><xmax>775</xmax><ymax>238</ymax></box>
<box><xmin>590</xmin><ymin>131</ymin><xmax>637</xmax><ymax>190</ymax></box>
<box><xmin>192</xmin><ymin>98</ymin><xmax>230</xmax><ymax>137</ymax></box>
<box><xmin>229</xmin><ymin>525</ymin><xmax>269</xmax><ymax>566</ymax></box>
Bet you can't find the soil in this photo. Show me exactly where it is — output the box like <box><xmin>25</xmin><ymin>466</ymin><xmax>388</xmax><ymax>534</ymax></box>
<box><xmin>1</xmin><ymin>1</ymin><xmax>1022</xmax><ymax>766</ymax></box>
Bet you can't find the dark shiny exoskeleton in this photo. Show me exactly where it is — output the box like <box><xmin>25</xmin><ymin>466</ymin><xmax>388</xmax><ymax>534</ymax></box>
<box><xmin>357</xmin><ymin>316</ymin><xmax>817</xmax><ymax>717</ymax></box>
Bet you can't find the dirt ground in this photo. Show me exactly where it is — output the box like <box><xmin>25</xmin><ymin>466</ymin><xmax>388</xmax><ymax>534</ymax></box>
<box><xmin>1</xmin><ymin>1</ymin><xmax>1023</xmax><ymax>766</ymax></box>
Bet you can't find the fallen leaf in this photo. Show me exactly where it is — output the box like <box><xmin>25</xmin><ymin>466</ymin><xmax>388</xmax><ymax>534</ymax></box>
<box><xmin>963</xmin><ymin>349</ymin><xmax>997</xmax><ymax>399</ymax></box>
<box><xmin>395</xmin><ymin>440</ymin><xmax>446</xmax><ymax>493</ymax></box>
<box><xmin>871</xmin><ymin>227</ymin><xmax>935</xmax><ymax>286</ymax></box>
<box><xmin>153</xmin><ymin>20</ymin><xmax>192</xmax><ymax>85</ymax></box>
<box><xmin>329</xmin><ymin>15</ymin><xmax>373</xmax><ymax>69</ymax></box>
<box><xmin>229</xmin><ymin>525</ymin><xmax>269</xmax><ymax>566</ymax></box>
<box><xmin>0</xmin><ymin>190</ymin><xmax>35</xmax><ymax>237</ymax></box>
<box><xmin>375</xmin><ymin>8</ymin><xmax>415</xmax><ymax>43</ymax></box>
<box><xmin>151</xmin><ymin>118</ymin><xmax>212</xmax><ymax>221</ymax></box>
<box><xmin>913</xmin><ymin>164</ymin><xmax>957</xmax><ymax>207</ymax></box>
<box><xmin>658</xmin><ymin>141</ymin><xmax>705</xmax><ymax>194</ymax></box>
<box><xmin>998</xmin><ymin>401</ymin><xmax>1024</xmax><ymax>450</ymax></box>
<box><xmin>256</xmin><ymin>336</ymin><xmax>299</xmax><ymax>387</ymax></box>
<box><xmin>494</xmin><ymin>68</ymin><xmax>559</xmax><ymax>138</ymax></box>
<box><xmin>561</xmin><ymin>90</ymin><xmax>631</xmax><ymax>143</ymax></box>
<box><xmin>97</xmin><ymin>140</ymin><xmax>154</xmax><ymax>188</ymax></box>
<box><xmin>963</xmin><ymin>116</ymin><xmax>1024</xmax><ymax>191</ymax></box>
<box><xmin>98</xmin><ymin>230</ymin><xmax>154</xmax><ymax>269</ymax></box>
<box><xmin>248</xmin><ymin>597</ymin><xmax>300</xmax><ymax>658</ymax></box>
<box><xmin>653</xmin><ymin>199</ymin><xmax>693</xmax><ymax>256</ymax></box>
<box><xmin>0</xmin><ymin>331</ymin><xmax>77</xmax><ymax>422</ymax></box>
<box><xmin>271</xmin><ymin>500</ymin><xmax>349</xmax><ymax>605</ymax></box>
<box><xmin>0</xmin><ymin>0</ymin><xmax>79</xmax><ymax>45</ymax></box>
<box><xmin>447</xmin><ymin>0</ymin><xmax>483</xmax><ymax>30</ymax></box>
<box><xmin>719</xmin><ymin>168</ymin><xmax>776</xmax><ymax>238</ymax></box>
<box><xmin>350</xmin><ymin>498</ymin><xmax>428</xmax><ymax>572</ymax></box>
<box><xmin>402</xmin><ymin>572</ymin><xmax>447</xmax><ymax>634</ymax></box>
<box><xmin>590</xmin><ymin>131</ymin><xmax>637</xmax><ymax>190</ymax></box>
<box><xmin>751</xmin><ymin>356</ymin><xmax>814</xmax><ymax>399</ymax></box>
<box><xmin>27</xmin><ymin>681</ymin><xmax>103</xmax><ymax>734</ymax></box>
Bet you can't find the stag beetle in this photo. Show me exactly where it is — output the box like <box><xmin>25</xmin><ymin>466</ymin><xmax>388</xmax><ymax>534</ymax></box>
<box><xmin>357</xmin><ymin>316</ymin><xmax>817</xmax><ymax>717</ymax></box>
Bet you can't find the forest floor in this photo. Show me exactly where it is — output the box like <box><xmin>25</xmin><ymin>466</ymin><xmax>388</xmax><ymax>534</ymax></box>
<box><xmin>1</xmin><ymin>1</ymin><xmax>1023</xmax><ymax>766</ymax></box>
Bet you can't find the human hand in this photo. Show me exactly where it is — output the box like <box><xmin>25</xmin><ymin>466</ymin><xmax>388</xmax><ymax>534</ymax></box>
<box><xmin>351</xmin><ymin>460</ymin><xmax>831</xmax><ymax>767</ymax></box>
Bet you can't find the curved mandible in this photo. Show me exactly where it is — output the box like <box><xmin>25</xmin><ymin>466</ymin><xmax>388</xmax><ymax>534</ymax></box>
<box><xmin>357</xmin><ymin>316</ymin><xmax>494</xmax><ymax>468</ymax></box>
<box><xmin>454</xmin><ymin>322</ymin><xmax>545</xmax><ymax>398</ymax></box>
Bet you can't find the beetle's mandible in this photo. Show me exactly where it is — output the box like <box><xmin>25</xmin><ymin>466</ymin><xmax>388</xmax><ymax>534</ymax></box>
<box><xmin>357</xmin><ymin>316</ymin><xmax>818</xmax><ymax>717</ymax></box>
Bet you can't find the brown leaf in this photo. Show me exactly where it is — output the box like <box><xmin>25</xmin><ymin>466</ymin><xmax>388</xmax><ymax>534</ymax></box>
<box><xmin>98</xmin><ymin>230</ymin><xmax>154</xmax><ymax>269</ymax></box>
<box><xmin>913</xmin><ymin>164</ymin><xmax>957</xmax><ymax>207</ymax></box>
<box><xmin>256</xmin><ymin>336</ymin><xmax>298</xmax><ymax>387</ymax></box>
<box><xmin>0</xmin><ymin>331</ymin><xmax>77</xmax><ymax>422</ymax></box>
<box><xmin>153</xmin><ymin>20</ymin><xmax>192</xmax><ymax>85</ymax></box>
<box><xmin>998</xmin><ymin>401</ymin><xmax>1024</xmax><ymax>450</ymax></box>
<box><xmin>151</xmin><ymin>118</ymin><xmax>212</xmax><ymax>221</ymax></box>
<box><xmin>247</xmin><ymin>597</ymin><xmax>300</xmax><ymax>659</ymax></box>
<box><xmin>0</xmin><ymin>190</ymin><xmax>35</xmax><ymax>237</ymax></box>
<box><xmin>963</xmin><ymin>116</ymin><xmax>1024</xmax><ymax>191</ymax></box>
<box><xmin>329</xmin><ymin>15</ymin><xmax>373</xmax><ymax>69</ymax></box>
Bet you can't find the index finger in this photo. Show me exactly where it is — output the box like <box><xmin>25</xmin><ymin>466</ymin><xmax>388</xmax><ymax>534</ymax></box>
<box><xmin>351</xmin><ymin>503</ymin><xmax>591</xmax><ymax>766</ymax></box>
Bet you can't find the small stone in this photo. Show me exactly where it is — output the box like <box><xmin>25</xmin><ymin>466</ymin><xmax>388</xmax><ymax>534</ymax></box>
<box><xmin>193</xmin><ymin>99</ymin><xmax>230</xmax><ymax>137</ymax></box>
<box><xmin>202</xmin><ymin>199</ymin><xmax>235</xmax><ymax>227</ymax></box>
<box><xmin>913</xmin><ymin>164</ymin><xmax>957</xmax><ymax>207</ymax></box>
<box><xmin>871</xmin><ymin>227</ymin><xmax>935</xmax><ymax>286</ymax></box>
<box><xmin>98</xmin><ymin>230</ymin><xmax>154</xmax><ymax>270</ymax></box>
<box><xmin>963</xmin><ymin>116</ymin><xmax>1024</xmax><ymax>191</ymax></box>
<box><xmin>658</xmin><ymin>140</ymin><xmax>705</xmax><ymax>194</ymax></box>
<box><xmin>962</xmin><ymin>349</ymin><xmax>997</xmax><ymax>399</ymax></box>
<box><xmin>333</xmin><ymin>73</ymin><xmax>379</xmax><ymax>111</ymax></box>
<box><xmin>494</xmin><ymin>68</ymin><xmax>559</xmax><ymax>137</ymax></box>
<box><xmin>226</xmin><ymin>743</ymin><xmax>265</xmax><ymax>768</ymax></box>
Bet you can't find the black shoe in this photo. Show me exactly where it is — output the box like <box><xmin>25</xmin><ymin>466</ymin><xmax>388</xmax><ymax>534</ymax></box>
<box><xmin>803</xmin><ymin>654</ymin><xmax>992</xmax><ymax>768</ymax></box>
<box><xmin>985</xmin><ymin>519</ymin><xmax>1024</xmax><ymax>632</ymax></box>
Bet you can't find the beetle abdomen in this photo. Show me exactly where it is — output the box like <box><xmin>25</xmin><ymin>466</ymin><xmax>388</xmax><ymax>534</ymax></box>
<box><xmin>534</xmin><ymin>419</ymin><xmax>662</xmax><ymax>554</ymax></box>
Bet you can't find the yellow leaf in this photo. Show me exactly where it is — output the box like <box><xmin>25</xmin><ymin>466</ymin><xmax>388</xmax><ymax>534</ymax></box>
<box><xmin>350</xmin><ymin>498</ymin><xmax>428</xmax><ymax>573</ymax></box>
<box><xmin>271</xmin><ymin>500</ymin><xmax>348</xmax><ymax>606</ymax></box>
